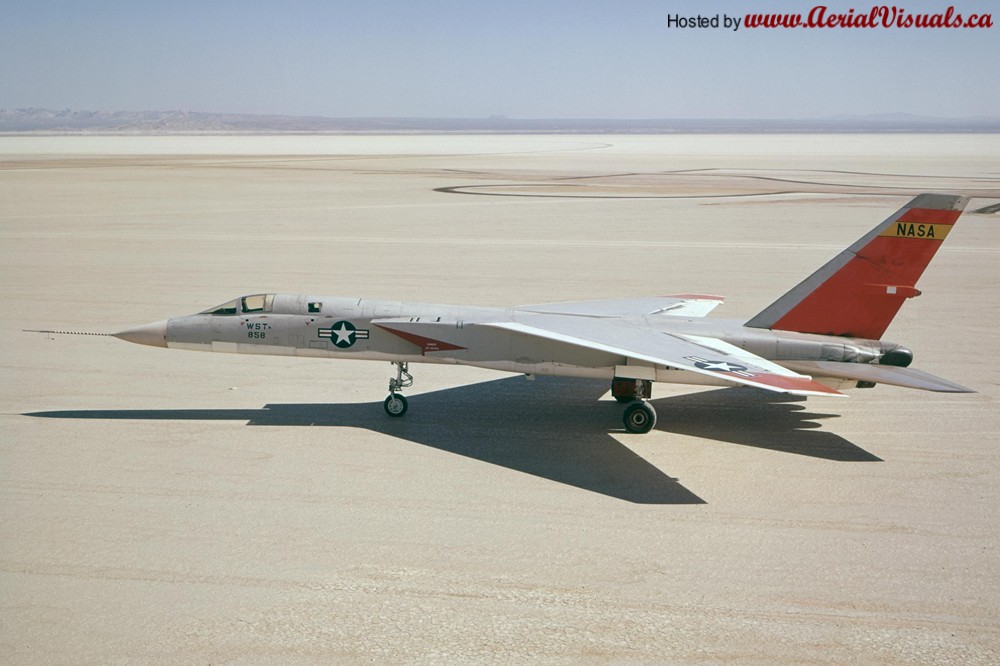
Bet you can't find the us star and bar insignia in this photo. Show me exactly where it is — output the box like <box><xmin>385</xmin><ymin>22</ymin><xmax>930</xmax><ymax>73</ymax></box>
<box><xmin>318</xmin><ymin>320</ymin><xmax>370</xmax><ymax>348</ymax></box>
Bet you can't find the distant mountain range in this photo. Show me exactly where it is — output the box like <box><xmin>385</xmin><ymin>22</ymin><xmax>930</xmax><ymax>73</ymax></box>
<box><xmin>2</xmin><ymin>108</ymin><xmax>997</xmax><ymax>134</ymax></box>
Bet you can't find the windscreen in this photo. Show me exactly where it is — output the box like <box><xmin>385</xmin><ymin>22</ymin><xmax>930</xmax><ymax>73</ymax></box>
<box><xmin>200</xmin><ymin>294</ymin><xmax>274</xmax><ymax>315</ymax></box>
<box><xmin>200</xmin><ymin>299</ymin><xmax>239</xmax><ymax>315</ymax></box>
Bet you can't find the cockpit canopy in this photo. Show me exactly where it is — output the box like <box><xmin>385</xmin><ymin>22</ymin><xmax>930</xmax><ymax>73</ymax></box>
<box><xmin>200</xmin><ymin>294</ymin><xmax>274</xmax><ymax>315</ymax></box>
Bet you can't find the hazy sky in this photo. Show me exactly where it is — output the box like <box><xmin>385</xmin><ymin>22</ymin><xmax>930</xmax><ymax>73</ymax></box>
<box><xmin>2</xmin><ymin>0</ymin><xmax>997</xmax><ymax>118</ymax></box>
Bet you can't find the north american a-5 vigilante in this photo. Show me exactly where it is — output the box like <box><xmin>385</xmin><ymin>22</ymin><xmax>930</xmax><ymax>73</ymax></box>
<box><xmin>60</xmin><ymin>194</ymin><xmax>974</xmax><ymax>433</ymax></box>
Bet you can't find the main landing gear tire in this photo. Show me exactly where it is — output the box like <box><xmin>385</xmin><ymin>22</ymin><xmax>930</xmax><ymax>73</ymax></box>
<box><xmin>384</xmin><ymin>394</ymin><xmax>408</xmax><ymax>417</ymax></box>
<box><xmin>623</xmin><ymin>401</ymin><xmax>657</xmax><ymax>434</ymax></box>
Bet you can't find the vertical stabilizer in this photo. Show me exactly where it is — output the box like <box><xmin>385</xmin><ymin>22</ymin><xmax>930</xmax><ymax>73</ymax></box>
<box><xmin>745</xmin><ymin>194</ymin><xmax>968</xmax><ymax>339</ymax></box>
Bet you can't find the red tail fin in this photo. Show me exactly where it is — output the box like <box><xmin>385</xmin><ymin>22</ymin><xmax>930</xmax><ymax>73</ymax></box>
<box><xmin>745</xmin><ymin>194</ymin><xmax>968</xmax><ymax>339</ymax></box>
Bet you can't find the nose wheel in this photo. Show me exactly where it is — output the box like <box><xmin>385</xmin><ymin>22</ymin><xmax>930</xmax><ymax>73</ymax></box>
<box><xmin>384</xmin><ymin>393</ymin><xmax>408</xmax><ymax>417</ymax></box>
<box><xmin>384</xmin><ymin>361</ymin><xmax>413</xmax><ymax>417</ymax></box>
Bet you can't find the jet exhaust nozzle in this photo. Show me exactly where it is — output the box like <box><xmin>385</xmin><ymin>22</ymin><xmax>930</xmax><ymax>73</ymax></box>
<box><xmin>879</xmin><ymin>344</ymin><xmax>914</xmax><ymax>368</ymax></box>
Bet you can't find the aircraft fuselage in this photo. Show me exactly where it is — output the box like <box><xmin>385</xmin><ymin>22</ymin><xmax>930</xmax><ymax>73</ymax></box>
<box><xmin>122</xmin><ymin>293</ymin><xmax>889</xmax><ymax>391</ymax></box>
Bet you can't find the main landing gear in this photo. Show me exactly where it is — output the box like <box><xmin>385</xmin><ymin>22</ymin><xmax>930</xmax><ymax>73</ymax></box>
<box><xmin>612</xmin><ymin>378</ymin><xmax>657</xmax><ymax>434</ymax></box>
<box><xmin>383</xmin><ymin>361</ymin><xmax>412</xmax><ymax>417</ymax></box>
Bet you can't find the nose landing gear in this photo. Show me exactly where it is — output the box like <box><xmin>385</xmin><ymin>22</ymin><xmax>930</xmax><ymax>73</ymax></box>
<box><xmin>384</xmin><ymin>361</ymin><xmax>412</xmax><ymax>417</ymax></box>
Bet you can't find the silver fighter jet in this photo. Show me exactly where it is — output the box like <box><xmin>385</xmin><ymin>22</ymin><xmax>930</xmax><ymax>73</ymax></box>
<box><xmin>106</xmin><ymin>194</ymin><xmax>973</xmax><ymax>433</ymax></box>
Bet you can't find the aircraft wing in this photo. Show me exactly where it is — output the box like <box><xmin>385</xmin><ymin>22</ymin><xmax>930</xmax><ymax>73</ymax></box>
<box><xmin>516</xmin><ymin>294</ymin><xmax>725</xmax><ymax>318</ymax></box>
<box><xmin>480</xmin><ymin>314</ymin><xmax>845</xmax><ymax>398</ymax></box>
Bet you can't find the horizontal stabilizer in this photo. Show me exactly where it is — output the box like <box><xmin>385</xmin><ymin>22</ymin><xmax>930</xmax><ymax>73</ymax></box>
<box><xmin>783</xmin><ymin>360</ymin><xmax>974</xmax><ymax>393</ymax></box>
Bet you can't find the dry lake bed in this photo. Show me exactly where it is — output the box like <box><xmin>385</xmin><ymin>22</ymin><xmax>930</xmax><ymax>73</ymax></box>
<box><xmin>2</xmin><ymin>134</ymin><xmax>999</xmax><ymax>663</ymax></box>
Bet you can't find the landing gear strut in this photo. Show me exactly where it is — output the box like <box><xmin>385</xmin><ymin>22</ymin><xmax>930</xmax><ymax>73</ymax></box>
<box><xmin>384</xmin><ymin>361</ymin><xmax>412</xmax><ymax>417</ymax></box>
<box><xmin>614</xmin><ymin>378</ymin><xmax>657</xmax><ymax>434</ymax></box>
<box><xmin>611</xmin><ymin>377</ymin><xmax>652</xmax><ymax>404</ymax></box>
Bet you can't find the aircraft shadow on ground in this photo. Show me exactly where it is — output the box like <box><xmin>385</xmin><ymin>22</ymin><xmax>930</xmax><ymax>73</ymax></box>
<box><xmin>26</xmin><ymin>377</ymin><xmax>879</xmax><ymax>504</ymax></box>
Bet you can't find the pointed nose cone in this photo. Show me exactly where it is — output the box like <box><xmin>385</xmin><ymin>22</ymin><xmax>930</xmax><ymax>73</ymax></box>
<box><xmin>114</xmin><ymin>320</ymin><xmax>168</xmax><ymax>348</ymax></box>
